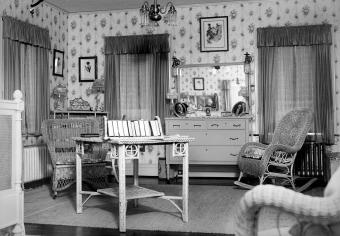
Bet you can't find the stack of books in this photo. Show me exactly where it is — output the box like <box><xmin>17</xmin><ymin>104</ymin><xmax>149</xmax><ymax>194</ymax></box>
<box><xmin>105</xmin><ymin>116</ymin><xmax>163</xmax><ymax>138</ymax></box>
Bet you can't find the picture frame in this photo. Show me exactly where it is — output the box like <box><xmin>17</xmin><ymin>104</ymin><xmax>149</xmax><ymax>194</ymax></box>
<box><xmin>79</xmin><ymin>56</ymin><xmax>97</xmax><ymax>82</ymax></box>
<box><xmin>52</xmin><ymin>49</ymin><xmax>64</xmax><ymax>77</ymax></box>
<box><xmin>193</xmin><ymin>77</ymin><xmax>204</xmax><ymax>90</ymax></box>
<box><xmin>200</xmin><ymin>16</ymin><xmax>229</xmax><ymax>52</ymax></box>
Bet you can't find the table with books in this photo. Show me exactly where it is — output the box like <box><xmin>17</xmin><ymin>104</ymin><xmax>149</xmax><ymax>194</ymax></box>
<box><xmin>73</xmin><ymin>116</ymin><xmax>194</xmax><ymax>232</ymax></box>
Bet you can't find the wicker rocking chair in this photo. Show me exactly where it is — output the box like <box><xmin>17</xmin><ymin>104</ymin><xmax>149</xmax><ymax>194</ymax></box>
<box><xmin>234</xmin><ymin>109</ymin><xmax>313</xmax><ymax>192</ymax></box>
<box><xmin>41</xmin><ymin>118</ymin><xmax>108</xmax><ymax>198</ymax></box>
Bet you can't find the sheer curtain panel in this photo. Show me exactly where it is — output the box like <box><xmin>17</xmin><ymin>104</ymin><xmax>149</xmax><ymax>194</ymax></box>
<box><xmin>104</xmin><ymin>34</ymin><xmax>170</xmax><ymax>121</ymax></box>
<box><xmin>2</xmin><ymin>16</ymin><xmax>50</xmax><ymax>135</ymax></box>
<box><xmin>257</xmin><ymin>25</ymin><xmax>334</xmax><ymax>144</ymax></box>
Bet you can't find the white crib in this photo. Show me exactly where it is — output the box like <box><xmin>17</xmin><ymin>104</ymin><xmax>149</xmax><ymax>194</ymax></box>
<box><xmin>0</xmin><ymin>90</ymin><xmax>25</xmax><ymax>235</ymax></box>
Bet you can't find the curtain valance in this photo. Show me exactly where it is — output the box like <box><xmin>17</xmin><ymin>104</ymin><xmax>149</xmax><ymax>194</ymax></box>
<box><xmin>2</xmin><ymin>16</ymin><xmax>51</xmax><ymax>49</ymax></box>
<box><xmin>257</xmin><ymin>24</ymin><xmax>332</xmax><ymax>47</ymax></box>
<box><xmin>104</xmin><ymin>34</ymin><xmax>170</xmax><ymax>55</ymax></box>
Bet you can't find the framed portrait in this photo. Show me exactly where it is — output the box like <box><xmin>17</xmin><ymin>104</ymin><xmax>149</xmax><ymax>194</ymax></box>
<box><xmin>52</xmin><ymin>49</ymin><xmax>64</xmax><ymax>77</ymax></box>
<box><xmin>193</xmin><ymin>77</ymin><xmax>204</xmax><ymax>90</ymax></box>
<box><xmin>79</xmin><ymin>56</ymin><xmax>97</xmax><ymax>82</ymax></box>
<box><xmin>200</xmin><ymin>16</ymin><xmax>229</xmax><ymax>52</ymax></box>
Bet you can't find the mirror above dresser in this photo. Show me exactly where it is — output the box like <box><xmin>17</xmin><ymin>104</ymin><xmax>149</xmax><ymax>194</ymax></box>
<box><xmin>174</xmin><ymin>62</ymin><xmax>251</xmax><ymax>117</ymax></box>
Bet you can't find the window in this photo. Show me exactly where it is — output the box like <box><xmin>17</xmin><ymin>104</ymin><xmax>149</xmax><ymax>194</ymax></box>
<box><xmin>104</xmin><ymin>34</ymin><xmax>170</xmax><ymax>122</ymax></box>
<box><xmin>257</xmin><ymin>25</ymin><xmax>334</xmax><ymax>144</ymax></box>
<box><xmin>2</xmin><ymin>16</ymin><xmax>50</xmax><ymax>135</ymax></box>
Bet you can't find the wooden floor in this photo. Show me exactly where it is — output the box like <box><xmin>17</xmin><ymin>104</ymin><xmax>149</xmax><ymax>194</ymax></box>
<box><xmin>25</xmin><ymin>223</ymin><xmax>231</xmax><ymax>236</ymax></box>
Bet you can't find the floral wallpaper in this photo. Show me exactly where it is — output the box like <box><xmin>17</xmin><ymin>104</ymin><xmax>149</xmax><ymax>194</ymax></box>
<box><xmin>65</xmin><ymin>0</ymin><xmax>340</xmax><ymax>151</ymax></box>
<box><xmin>1</xmin><ymin>0</ymin><xmax>68</xmax><ymax>146</ymax></box>
<box><xmin>1</xmin><ymin>0</ymin><xmax>339</xmax><ymax>163</ymax></box>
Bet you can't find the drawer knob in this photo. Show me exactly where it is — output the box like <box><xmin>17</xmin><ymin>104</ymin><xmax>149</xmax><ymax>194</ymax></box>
<box><xmin>194</xmin><ymin>124</ymin><xmax>202</xmax><ymax>127</ymax></box>
<box><xmin>230</xmin><ymin>153</ymin><xmax>238</xmax><ymax>156</ymax></box>
<box><xmin>211</xmin><ymin>124</ymin><xmax>219</xmax><ymax>127</ymax></box>
<box><xmin>173</xmin><ymin>125</ymin><xmax>180</xmax><ymax>128</ymax></box>
<box><xmin>233</xmin><ymin>124</ymin><xmax>241</xmax><ymax>127</ymax></box>
<box><xmin>229</xmin><ymin>137</ymin><xmax>239</xmax><ymax>141</ymax></box>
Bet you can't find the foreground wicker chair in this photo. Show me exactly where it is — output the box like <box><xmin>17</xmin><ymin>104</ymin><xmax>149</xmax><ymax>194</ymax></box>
<box><xmin>235</xmin><ymin>166</ymin><xmax>340</xmax><ymax>236</ymax></box>
<box><xmin>41</xmin><ymin>118</ymin><xmax>108</xmax><ymax>198</ymax></box>
<box><xmin>234</xmin><ymin>109</ymin><xmax>313</xmax><ymax>191</ymax></box>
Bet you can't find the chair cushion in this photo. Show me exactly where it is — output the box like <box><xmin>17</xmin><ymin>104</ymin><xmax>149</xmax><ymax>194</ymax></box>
<box><xmin>243</xmin><ymin>147</ymin><xmax>265</xmax><ymax>160</ymax></box>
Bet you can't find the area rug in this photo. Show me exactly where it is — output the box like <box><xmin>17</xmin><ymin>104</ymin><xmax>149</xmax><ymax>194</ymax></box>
<box><xmin>24</xmin><ymin>184</ymin><xmax>320</xmax><ymax>234</ymax></box>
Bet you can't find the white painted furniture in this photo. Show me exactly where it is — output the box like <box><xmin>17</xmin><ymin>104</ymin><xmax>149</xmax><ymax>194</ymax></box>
<box><xmin>73</xmin><ymin>135</ymin><xmax>194</xmax><ymax>232</ymax></box>
<box><xmin>0</xmin><ymin>90</ymin><xmax>25</xmax><ymax>235</ymax></box>
<box><xmin>165</xmin><ymin>117</ymin><xmax>250</xmax><ymax>179</ymax></box>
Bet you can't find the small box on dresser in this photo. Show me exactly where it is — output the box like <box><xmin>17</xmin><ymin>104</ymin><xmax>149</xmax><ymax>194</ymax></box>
<box><xmin>165</xmin><ymin>117</ymin><xmax>250</xmax><ymax>179</ymax></box>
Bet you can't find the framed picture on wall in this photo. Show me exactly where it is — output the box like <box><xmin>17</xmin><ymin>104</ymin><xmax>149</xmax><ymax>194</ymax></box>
<box><xmin>79</xmin><ymin>56</ymin><xmax>97</xmax><ymax>82</ymax></box>
<box><xmin>200</xmin><ymin>16</ymin><xmax>229</xmax><ymax>52</ymax></box>
<box><xmin>52</xmin><ymin>49</ymin><xmax>64</xmax><ymax>77</ymax></box>
<box><xmin>193</xmin><ymin>77</ymin><xmax>204</xmax><ymax>90</ymax></box>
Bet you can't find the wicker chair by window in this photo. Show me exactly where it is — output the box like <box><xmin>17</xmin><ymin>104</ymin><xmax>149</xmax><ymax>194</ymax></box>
<box><xmin>41</xmin><ymin>118</ymin><xmax>108</xmax><ymax>198</ymax></box>
<box><xmin>234</xmin><ymin>109</ymin><xmax>313</xmax><ymax>191</ymax></box>
<box><xmin>235</xmin><ymin>166</ymin><xmax>340</xmax><ymax>236</ymax></box>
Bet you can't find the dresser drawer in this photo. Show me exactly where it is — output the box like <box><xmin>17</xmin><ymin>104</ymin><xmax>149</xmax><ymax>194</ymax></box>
<box><xmin>206</xmin><ymin>120</ymin><xmax>225</xmax><ymax>129</ymax></box>
<box><xmin>205</xmin><ymin>130</ymin><xmax>246</xmax><ymax>145</ymax></box>
<box><xmin>206</xmin><ymin>119</ymin><xmax>245</xmax><ymax>130</ymax></box>
<box><xmin>189</xmin><ymin>146</ymin><xmax>240</xmax><ymax>164</ymax></box>
<box><xmin>166</xmin><ymin>119</ymin><xmax>206</xmax><ymax>130</ymax></box>
<box><xmin>224</xmin><ymin>119</ymin><xmax>246</xmax><ymax>129</ymax></box>
<box><xmin>166</xmin><ymin>120</ymin><xmax>187</xmax><ymax>130</ymax></box>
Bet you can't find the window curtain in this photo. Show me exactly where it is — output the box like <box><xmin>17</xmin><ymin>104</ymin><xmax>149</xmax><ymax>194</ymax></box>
<box><xmin>257</xmin><ymin>25</ymin><xmax>334</xmax><ymax>144</ymax></box>
<box><xmin>119</xmin><ymin>54</ymin><xmax>153</xmax><ymax>120</ymax></box>
<box><xmin>104</xmin><ymin>34</ymin><xmax>170</xmax><ymax>121</ymax></box>
<box><xmin>2</xmin><ymin>16</ymin><xmax>50</xmax><ymax>135</ymax></box>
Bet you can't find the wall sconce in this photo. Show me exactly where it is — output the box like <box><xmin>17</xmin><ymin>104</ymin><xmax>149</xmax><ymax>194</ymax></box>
<box><xmin>244</xmin><ymin>52</ymin><xmax>253</xmax><ymax>74</ymax></box>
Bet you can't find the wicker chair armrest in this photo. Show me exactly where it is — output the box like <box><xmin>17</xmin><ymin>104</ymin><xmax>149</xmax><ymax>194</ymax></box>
<box><xmin>269</xmin><ymin>144</ymin><xmax>299</xmax><ymax>153</ymax></box>
<box><xmin>235</xmin><ymin>185</ymin><xmax>340</xmax><ymax>236</ymax></box>
<box><xmin>261</xmin><ymin>144</ymin><xmax>299</xmax><ymax>164</ymax></box>
<box><xmin>239</xmin><ymin>142</ymin><xmax>268</xmax><ymax>155</ymax></box>
<box><xmin>45</xmin><ymin>146</ymin><xmax>57</xmax><ymax>166</ymax></box>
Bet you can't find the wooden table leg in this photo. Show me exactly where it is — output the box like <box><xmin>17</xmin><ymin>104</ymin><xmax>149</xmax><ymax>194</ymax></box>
<box><xmin>118</xmin><ymin>145</ymin><xmax>126</xmax><ymax>232</ymax></box>
<box><xmin>182</xmin><ymin>143</ymin><xmax>189</xmax><ymax>222</ymax></box>
<box><xmin>76</xmin><ymin>141</ymin><xmax>83</xmax><ymax>214</ymax></box>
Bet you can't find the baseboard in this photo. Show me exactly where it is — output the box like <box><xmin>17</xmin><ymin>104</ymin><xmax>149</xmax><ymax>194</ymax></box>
<box><xmin>23</xmin><ymin>178</ymin><xmax>51</xmax><ymax>190</ymax></box>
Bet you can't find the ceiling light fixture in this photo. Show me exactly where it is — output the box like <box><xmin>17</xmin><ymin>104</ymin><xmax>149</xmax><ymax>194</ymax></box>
<box><xmin>140</xmin><ymin>0</ymin><xmax>177</xmax><ymax>27</ymax></box>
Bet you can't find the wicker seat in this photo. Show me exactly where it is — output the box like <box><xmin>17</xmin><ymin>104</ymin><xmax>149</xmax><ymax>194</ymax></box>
<box><xmin>234</xmin><ymin>109</ymin><xmax>313</xmax><ymax>190</ymax></box>
<box><xmin>41</xmin><ymin>118</ymin><xmax>108</xmax><ymax>198</ymax></box>
<box><xmin>235</xmin><ymin>166</ymin><xmax>340</xmax><ymax>236</ymax></box>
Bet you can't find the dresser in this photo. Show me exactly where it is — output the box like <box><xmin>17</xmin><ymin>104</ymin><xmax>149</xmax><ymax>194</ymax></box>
<box><xmin>165</xmin><ymin>117</ymin><xmax>250</xmax><ymax>178</ymax></box>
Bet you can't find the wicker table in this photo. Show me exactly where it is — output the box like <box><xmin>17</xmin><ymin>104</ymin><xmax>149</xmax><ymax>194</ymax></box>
<box><xmin>73</xmin><ymin>135</ymin><xmax>194</xmax><ymax>232</ymax></box>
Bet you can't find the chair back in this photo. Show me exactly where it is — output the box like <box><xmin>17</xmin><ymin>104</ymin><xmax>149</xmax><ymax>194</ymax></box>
<box><xmin>271</xmin><ymin>109</ymin><xmax>313</xmax><ymax>150</ymax></box>
<box><xmin>41</xmin><ymin>118</ymin><xmax>101</xmax><ymax>164</ymax></box>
